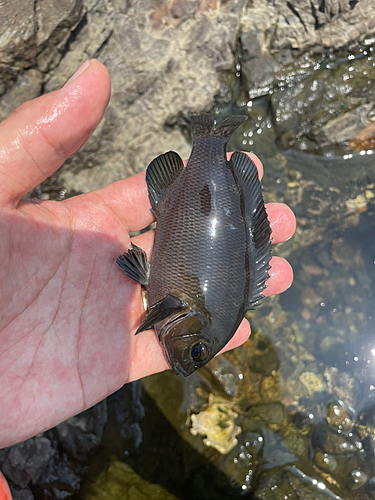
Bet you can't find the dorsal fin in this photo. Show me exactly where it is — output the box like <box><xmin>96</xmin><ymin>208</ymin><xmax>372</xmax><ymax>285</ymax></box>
<box><xmin>190</xmin><ymin>113</ymin><xmax>248</xmax><ymax>143</ymax></box>
<box><xmin>146</xmin><ymin>150</ymin><xmax>184</xmax><ymax>216</ymax></box>
<box><xmin>231</xmin><ymin>152</ymin><xmax>272</xmax><ymax>309</ymax></box>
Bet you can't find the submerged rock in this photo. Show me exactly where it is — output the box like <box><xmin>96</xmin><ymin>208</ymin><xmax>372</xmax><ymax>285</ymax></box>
<box><xmin>82</xmin><ymin>460</ymin><xmax>179</xmax><ymax>500</ymax></box>
<box><xmin>190</xmin><ymin>395</ymin><xmax>241</xmax><ymax>454</ymax></box>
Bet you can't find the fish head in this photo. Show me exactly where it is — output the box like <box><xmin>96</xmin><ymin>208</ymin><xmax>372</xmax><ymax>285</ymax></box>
<box><xmin>159</xmin><ymin>308</ymin><xmax>219</xmax><ymax>376</ymax></box>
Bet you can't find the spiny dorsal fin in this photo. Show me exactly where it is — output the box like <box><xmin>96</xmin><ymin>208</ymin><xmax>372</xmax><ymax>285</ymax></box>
<box><xmin>190</xmin><ymin>113</ymin><xmax>248</xmax><ymax>143</ymax></box>
<box><xmin>231</xmin><ymin>152</ymin><xmax>272</xmax><ymax>309</ymax></box>
<box><xmin>135</xmin><ymin>293</ymin><xmax>186</xmax><ymax>335</ymax></box>
<box><xmin>146</xmin><ymin>150</ymin><xmax>184</xmax><ymax>216</ymax></box>
<box><xmin>116</xmin><ymin>243</ymin><xmax>150</xmax><ymax>287</ymax></box>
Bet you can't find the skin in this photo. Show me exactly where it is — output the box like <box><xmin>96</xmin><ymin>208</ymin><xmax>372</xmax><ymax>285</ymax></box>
<box><xmin>0</xmin><ymin>59</ymin><xmax>296</xmax><ymax>449</ymax></box>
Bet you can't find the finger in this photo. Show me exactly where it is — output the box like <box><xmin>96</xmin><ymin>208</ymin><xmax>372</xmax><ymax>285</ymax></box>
<box><xmin>0</xmin><ymin>59</ymin><xmax>111</xmax><ymax>207</ymax></box>
<box><xmin>267</xmin><ymin>203</ymin><xmax>296</xmax><ymax>244</ymax></box>
<box><xmin>227</xmin><ymin>152</ymin><xmax>264</xmax><ymax>179</ymax></box>
<box><xmin>84</xmin><ymin>152</ymin><xmax>264</xmax><ymax>233</ymax></box>
<box><xmin>71</xmin><ymin>172</ymin><xmax>154</xmax><ymax>233</ymax></box>
<box><xmin>0</xmin><ymin>471</ymin><xmax>12</xmax><ymax>500</ymax></box>
<box><xmin>264</xmin><ymin>256</ymin><xmax>293</xmax><ymax>296</ymax></box>
<box><xmin>219</xmin><ymin>319</ymin><xmax>250</xmax><ymax>353</ymax></box>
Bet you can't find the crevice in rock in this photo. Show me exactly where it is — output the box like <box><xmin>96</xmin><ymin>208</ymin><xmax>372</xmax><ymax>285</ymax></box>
<box><xmin>92</xmin><ymin>28</ymin><xmax>113</xmax><ymax>59</ymax></box>
<box><xmin>349</xmin><ymin>0</ymin><xmax>358</xmax><ymax>8</ymax></box>
<box><xmin>60</xmin><ymin>13</ymin><xmax>88</xmax><ymax>60</ymax></box>
<box><xmin>310</xmin><ymin>0</ymin><xmax>320</xmax><ymax>29</ymax></box>
<box><xmin>286</xmin><ymin>2</ymin><xmax>308</xmax><ymax>33</ymax></box>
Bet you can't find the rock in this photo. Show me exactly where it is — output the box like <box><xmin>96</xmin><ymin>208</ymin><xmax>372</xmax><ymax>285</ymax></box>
<box><xmin>1</xmin><ymin>0</ymin><xmax>375</xmax><ymax>187</ymax></box>
<box><xmin>239</xmin><ymin>30</ymin><xmax>279</xmax><ymax>95</ymax></box>
<box><xmin>82</xmin><ymin>460</ymin><xmax>179</xmax><ymax>500</ymax></box>
<box><xmin>312</xmin><ymin>423</ymin><xmax>357</xmax><ymax>455</ymax></box>
<box><xmin>271</xmin><ymin>0</ymin><xmax>375</xmax><ymax>51</ymax></box>
<box><xmin>1</xmin><ymin>437</ymin><xmax>56</xmax><ymax>489</ymax></box>
<box><xmin>0</xmin><ymin>1</ymin><xmax>36</xmax><ymax>96</ymax></box>
<box><xmin>351</xmin><ymin>121</ymin><xmax>375</xmax><ymax>151</ymax></box>
<box><xmin>36</xmin><ymin>0</ymin><xmax>85</xmax><ymax>73</ymax></box>
<box><xmin>52</xmin><ymin>400</ymin><xmax>108</xmax><ymax>462</ymax></box>
<box><xmin>311</xmin><ymin>103</ymin><xmax>374</xmax><ymax>148</ymax></box>
<box><xmin>190</xmin><ymin>394</ymin><xmax>241</xmax><ymax>454</ymax></box>
<box><xmin>347</xmin><ymin>469</ymin><xmax>368</xmax><ymax>490</ymax></box>
<box><xmin>0</xmin><ymin>69</ymin><xmax>43</xmax><ymax>122</ymax></box>
<box><xmin>36</xmin><ymin>0</ymin><xmax>84</xmax><ymax>48</ymax></box>
<box><xmin>8</xmin><ymin>487</ymin><xmax>34</xmax><ymax>500</ymax></box>
<box><xmin>326</xmin><ymin>400</ymin><xmax>355</xmax><ymax>433</ymax></box>
<box><xmin>59</xmin><ymin>0</ymin><xmax>243</xmax><ymax>191</ymax></box>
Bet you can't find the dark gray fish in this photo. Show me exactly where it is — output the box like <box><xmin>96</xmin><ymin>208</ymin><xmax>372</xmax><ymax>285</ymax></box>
<box><xmin>116</xmin><ymin>113</ymin><xmax>272</xmax><ymax>376</ymax></box>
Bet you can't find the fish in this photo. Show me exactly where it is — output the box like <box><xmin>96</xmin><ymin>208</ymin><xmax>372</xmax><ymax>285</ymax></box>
<box><xmin>116</xmin><ymin>113</ymin><xmax>272</xmax><ymax>376</ymax></box>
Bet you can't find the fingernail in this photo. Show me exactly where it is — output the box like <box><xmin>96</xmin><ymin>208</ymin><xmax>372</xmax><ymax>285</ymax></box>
<box><xmin>64</xmin><ymin>60</ymin><xmax>91</xmax><ymax>87</ymax></box>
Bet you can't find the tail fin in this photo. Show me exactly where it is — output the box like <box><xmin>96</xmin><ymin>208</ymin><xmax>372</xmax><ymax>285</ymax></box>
<box><xmin>190</xmin><ymin>113</ymin><xmax>248</xmax><ymax>142</ymax></box>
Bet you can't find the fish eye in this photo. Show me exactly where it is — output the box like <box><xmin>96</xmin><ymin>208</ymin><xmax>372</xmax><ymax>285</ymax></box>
<box><xmin>191</xmin><ymin>342</ymin><xmax>209</xmax><ymax>362</ymax></box>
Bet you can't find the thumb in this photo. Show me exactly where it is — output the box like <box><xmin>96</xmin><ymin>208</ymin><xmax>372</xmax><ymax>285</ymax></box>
<box><xmin>0</xmin><ymin>59</ymin><xmax>111</xmax><ymax>208</ymax></box>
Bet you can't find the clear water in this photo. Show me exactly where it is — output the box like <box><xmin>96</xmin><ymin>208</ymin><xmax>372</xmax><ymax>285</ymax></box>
<box><xmin>80</xmin><ymin>43</ymin><xmax>375</xmax><ymax>500</ymax></box>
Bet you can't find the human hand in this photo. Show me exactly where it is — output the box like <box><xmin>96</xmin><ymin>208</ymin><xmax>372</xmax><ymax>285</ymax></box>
<box><xmin>0</xmin><ymin>60</ymin><xmax>295</xmax><ymax>448</ymax></box>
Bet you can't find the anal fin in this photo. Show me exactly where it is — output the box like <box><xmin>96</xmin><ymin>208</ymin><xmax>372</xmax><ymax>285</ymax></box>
<box><xmin>231</xmin><ymin>152</ymin><xmax>272</xmax><ymax>309</ymax></box>
<box><xmin>116</xmin><ymin>243</ymin><xmax>150</xmax><ymax>287</ymax></box>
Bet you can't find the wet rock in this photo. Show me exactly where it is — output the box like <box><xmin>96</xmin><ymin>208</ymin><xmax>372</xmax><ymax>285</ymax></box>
<box><xmin>240</xmin><ymin>30</ymin><xmax>279</xmax><ymax>94</ymax></box>
<box><xmin>108</xmin><ymin>381</ymin><xmax>144</xmax><ymax>453</ymax></box>
<box><xmin>1</xmin><ymin>437</ymin><xmax>56</xmax><ymax>489</ymax></box>
<box><xmin>219</xmin><ymin>432</ymin><xmax>263</xmax><ymax>493</ymax></box>
<box><xmin>247</xmin><ymin>332</ymin><xmax>280</xmax><ymax>376</ymax></box>
<box><xmin>242</xmin><ymin>402</ymin><xmax>287</xmax><ymax>429</ymax></box>
<box><xmin>37</xmin><ymin>457</ymin><xmax>81</xmax><ymax>498</ymax></box>
<box><xmin>311</xmin><ymin>103</ymin><xmax>374</xmax><ymax>148</ymax></box>
<box><xmin>258</xmin><ymin>428</ymin><xmax>299</xmax><ymax>470</ymax></box>
<box><xmin>1</xmin><ymin>0</ymin><xmax>374</xmax><ymax>193</ymax></box>
<box><xmin>351</xmin><ymin>121</ymin><xmax>375</xmax><ymax>151</ymax></box>
<box><xmin>201</xmin><ymin>355</ymin><xmax>243</xmax><ymax>399</ymax></box>
<box><xmin>312</xmin><ymin>423</ymin><xmax>357</xmax><ymax>455</ymax></box>
<box><xmin>300</xmin><ymin>371</ymin><xmax>326</xmax><ymax>395</ymax></box>
<box><xmin>82</xmin><ymin>460</ymin><xmax>179</xmax><ymax>500</ymax></box>
<box><xmin>52</xmin><ymin>400</ymin><xmax>108</xmax><ymax>462</ymax></box>
<box><xmin>326</xmin><ymin>400</ymin><xmax>355</xmax><ymax>433</ymax></box>
<box><xmin>9</xmin><ymin>487</ymin><xmax>34</xmax><ymax>500</ymax></box>
<box><xmin>190</xmin><ymin>394</ymin><xmax>241</xmax><ymax>454</ymax></box>
<box><xmin>314</xmin><ymin>450</ymin><xmax>338</xmax><ymax>472</ymax></box>
<box><xmin>347</xmin><ymin>468</ymin><xmax>368</xmax><ymax>490</ymax></box>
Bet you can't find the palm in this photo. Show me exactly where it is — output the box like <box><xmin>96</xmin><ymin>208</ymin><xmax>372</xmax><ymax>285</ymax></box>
<box><xmin>0</xmin><ymin>60</ymin><xmax>295</xmax><ymax>448</ymax></box>
<box><xmin>0</xmin><ymin>180</ymin><xmax>159</xmax><ymax>445</ymax></box>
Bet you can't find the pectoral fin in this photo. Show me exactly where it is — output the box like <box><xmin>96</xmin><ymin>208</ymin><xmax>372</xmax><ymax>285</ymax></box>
<box><xmin>135</xmin><ymin>293</ymin><xmax>186</xmax><ymax>335</ymax></box>
<box><xmin>116</xmin><ymin>243</ymin><xmax>150</xmax><ymax>287</ymax></box>
<box><xmin>231</xmin><ymin>152</ymin><xmax>272</xmax><ymax>309</ymax></box>
<box><xmin>146</xmin><ymin>151</ymin><xmax>184</xmax><ymax>216</ymax></box>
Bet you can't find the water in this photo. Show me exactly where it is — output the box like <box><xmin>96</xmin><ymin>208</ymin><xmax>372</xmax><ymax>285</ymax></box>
<box><xmin>92</xmin><ymin>44</ymin><xmax>375</xmax><ymax>500</ymax></box>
